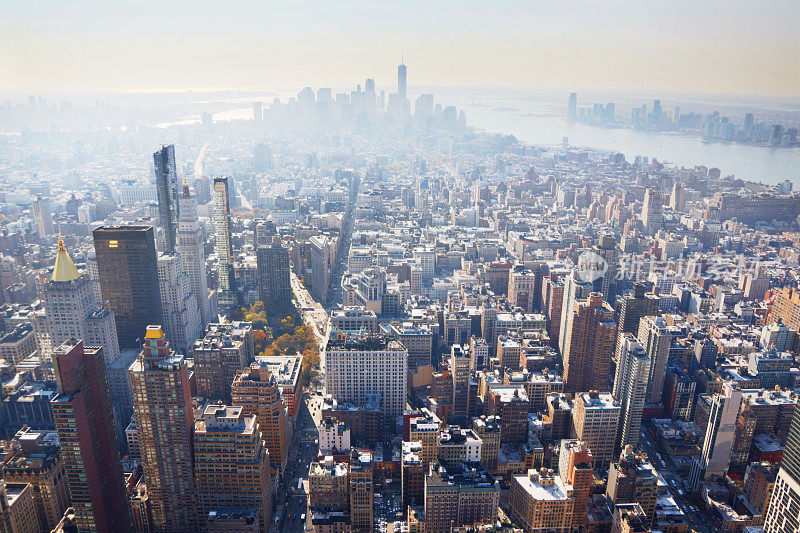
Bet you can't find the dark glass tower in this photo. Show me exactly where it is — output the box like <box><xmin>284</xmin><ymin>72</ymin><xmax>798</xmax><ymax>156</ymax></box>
<box><xmin>51</xmin><ymin>339</ymin><xmax>132</xmax><ymax>532</ymax></box>
<box><xmin>153</xmin><ymin>144</ymin><xmax>179</xmax><ymax>253</ymax></box>
<box><xmin>92</xmin><ymin>225</ymin><xmax>163</xmax><ymax>349</ymax></box>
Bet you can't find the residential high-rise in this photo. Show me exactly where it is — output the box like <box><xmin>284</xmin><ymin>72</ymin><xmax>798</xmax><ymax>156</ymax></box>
<box><xmin>32</xmin><ymin>196</ymin><xmax>54</xmax><ymax>236</ymax></box>
<box><xmin>568</xmin><ymin>92</ymin><xmax>577</xmax><ymax>122</ymax></box>
<box><xmin>324</xmin><ymin>332</ymin><xmax>408</xmax><ymax>417</ymax></box>
<box><xmin>559</xmin><ymin>440</ymin><xmax>593</xmax><ymax>530</ymax></box>
<box><xmin>193</xmin><ymin>321</ymin><xmax>254</xmax><ymax>402</ymax></box>
<box><xmin>637</xmin><ymin>315</ymin><xmax>675</xmax><ymax>404</ymax></box>
<box><xmin>558</xmin><ymin>271</ymin><xmax>594</xmax><ymax>356</ymax></box>
<box><xmin>607</xmin><ymin>446</ymin><xmax>659</xmax><ymax>522</ymax></box>
<box><xmin>669</xmin><ymin>181</ymin><xmax>687</xmax><ymax>211</ymax></box>
<box><xmin>397</xmin><ymin>62</ymin><xmax>407</xmax><ymax>101</ymax></box>
<box><xmin>350</xmin><ymin>449</ymin><xmax>374</xmax><ymax>533</ymax></box>
<box><xmin>129</xmin><ymin>326</ymin><xmax>196</xmax><ymax>531</ymax></box>
<box><xmin>193</xmin><ymin>404</ymin><xmax>272</xmax><ymax>532</ymax></box>
<box><xmin>256</xmin><ymin>243</ymin><xmax>291</xmax><ymax>306</ymax></box>
<box><xmin>613</xmin><ymin>334</ymin><xmax>651</xmax><ymax>452</ymax></box>
<box><xmin>153</xmin><ymin>145</ymin><xmax>179</xmax><ymax>254</ymax></box>
<box><xmin>157</xmin><ymin>252</ymin><xmax>202</xmax><ymax>355</ymax></box>
<box><xmin>44</xmin><ymin>237</ymin><xmax>121</xmax><ymax>366</ymax></box>
<box><xmin>573</xmin><ymin>391</ymin><xmax>621</xmax><ymax>467</ymax></box>
<box><xmin>213</xmin><ymin>177</ymin><xmax>236</xmax><ymax>307</ymax></box>
<box><xmin>50</xmin><ymin>339</ymin><xmax>132</xmax><ymax>532</ymax></box>
<box><xmin>592</xmin><ymin>234</ymin><xmax>619</xmax><ymax>302</ymax></box>
<box><xmin>689</xmin><ymin>382</ymin><xmax>743</xmax><ymax>490</ymax></box>
<box><xmin>92</xmin><ymin>226</ymin><xmax>163</xmax><ymax>349</ymax></box>
<box><xmin>764</xmin><ymin>405</ymin><xmax>800</xmax><ymax>533</ymax></box>
<box><xmin>641</xmin><ymin>188</ymin><xmax>663</xmax><ymax>234</ymax></box>
<box><xmin>450</xmin><ymin>344</ymin><xmax>471</xmax><ymax>424</ymax></box>
<box><xmin>424</xmin><ymin>461</ymin><xmax>499</xmax><ymax>532</ymax></box>
<box><xmin>0</xmin><ymin>428</ymin><xmax>70</xmax><ymax>532</ymax></box>
<box><xmin>310</xmin><ymin>235</ymin><xmax>335</xmax><ymax>304</ymax></box>
<box><xmin>618</xmin><ymin>282</ymin><xmax>659</xmax><ymax>335</ymax></box>
<box><xmin>176</xmin><ymin>178</ymin><xmax>212</xmax><ymax>325</ymax></box>
<box><xmin>231</xmin><ymin>362</ymin><xmax>288</xmax><ymax>472</ymax></box>
<box><xmin>562</xmin><ymin>293</ymin><xmax>616</xmax><ymax>393</ymax></box>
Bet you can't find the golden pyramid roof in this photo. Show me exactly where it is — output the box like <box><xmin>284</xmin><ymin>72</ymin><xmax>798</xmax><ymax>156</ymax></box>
<box><xmin>51</xmin><ymin>236</ymin><xmax>82</xmax><ymax>282</ymax></box>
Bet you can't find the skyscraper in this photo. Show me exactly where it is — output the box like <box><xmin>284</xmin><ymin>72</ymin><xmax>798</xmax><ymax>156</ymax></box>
<box><xmin>613</xmin><ymin>334</ymin><xmax>651</xmax><ymax>452</ymax></box>
<box><xmin>637</xmin><ymin>315</ymin><xmax>676</xmax><ymax>404</ymax></box>
<box><xmin>689</xmin><ymin>382</ymin><xmax>742</xmax><ymax>490</ymax></box>
<box><xmin>558</xmin><ymin>270</ymin><xmax>594</xmax><ymax>356</ymax></box>
<box><xmin>93</xmin><ymin>226</ymin><xmax>163</xmax><ymax>349</ymax></box>
<box><xmin>193</xmin><ymin>404</ymin><xmax>272</xmax><ymax>531</ymax></box>
<box><xmin>43</xmin><ymin>237</ymin><xmax>120</xmax><ymax>366</ymax></box>
<box><xmin>567</xmin><ymin>92</ymin><xmax>577</xmax><ymax>122</ymax></box>
<box><xmin>32</xmin><ymin>196</ymin><xmax>54</xmax><ymax>236</ymax></box>
<box><xmin>157</xmin><ymin>252</ymin><xmax>202</xmax><ymax>355</ymax></box>
<box><xmin>669</xmin><ymin>181</ymin><xmax>687</xmax><ymax>211</ymax></box>
<box><xmin>450</xmin><ymin>344</ymin><xmax>471</xmax><ymax>425</ymax></box>
<box><xmin>153</xmin><ymin>145</ymin><xmax>179</xmax><ymax>253</ymax></box>
<box><xmin>397</xmin><ymin>62</ymin><xmax>407</xmax><ymax>101</ymax></box>
<box><xmin>213</xmin><ymin>177</ymin><xmax>235</xmax><ymax>307</ymax></box>
<box><xmin>129</xmin><ymin>326</ymin><xmax>196</xmax><ymax>531</ymax></box>
<box><xmin>256</xmin><ymin>243</ymin><xmax>291</xmax><ymax>306</ymax></box>
<box><xmin>641</xmin><ymin>187</ymin><xmax>663</xmax><ymax>234</ymax></box>
<box><xmin>176</xmin><ymin>179</ymin><xmax>212</xmax><ymax>325</ymax></box>
<box><xmin>50</xmin><ymin>339</ymin><xmax>132</xmax><ymax>532</ymax></box>
<box><xmin>618</xmin><ymin>282</ymin><xmax>659</xmax><ymax>335</ymax></box>
<box><xmin>764</xmin><ymin>402</ymin><xmax>800</xmax><ymax>532</ymax></box>
<box><xmin>231</xmin><ymin>362</ymin><xmax>288</xmax><ymax>472</ymax></box>
<box><xmin>562</xmin><ymin>293</ymin><xmax>616</xmax><ymax>393</ymax></box>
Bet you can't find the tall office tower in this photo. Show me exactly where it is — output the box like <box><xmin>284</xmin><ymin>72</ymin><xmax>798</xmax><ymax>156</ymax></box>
<box><xmin>606</xmin><ymin>446</ymin><xmax>658</xmax><ymax>522</ymax></box>
<box><xmin>256</xmin><ymin>243</ymin><xmax>291</xmax><ymax>306</ymax></box>
<box><xmin>50</xmin><ymin>340</ymin><xmax>132</xmax><ymax>532</ymax></box>
<box><xmin>613</xmin><ymin>334</ymin><xmax>651</xmax><ymax>452</ymax></box>
<box><xmin>176</xmin><ymin>179</ymin><xmax>212</xmax><ymax>325</ymax></box>
<box><xmin>213</xmin><ymin>177</ymin><xmax>235</xmax><ymax>308</ymax></box>
<box><xmin>764</xmin><ymin>406</ymin><xmax>800</xmax><ymax>532</ymax></box>
<box><xmin>508</xmin><ymin>264</ymin><xmax>538</xmax><ymax>312</ymax></box>
<box><xmin>193</xmin><ymin>321</ymin><xmax>254</xmax><ymax>403</ymax></box>
<box><xmin>573</xmin><ymin>391</ymin><xmax>621</xmax><ymax>467</ymax></box>
<box><xmin>252</xmin><ymin>101</ymin><xmax>262</xmax><ymax>122</ymax></box>
<box><xmin>153</xmin><ymin>145</ymin><xmax>179</xmax><ymax>254</ymax></box>
<box><xmin>559</xmin><ymin>440</ymin><xmax>593</xmax><ymax>530</ymax></box>
<box><xmin>350</xmin><ymin>449</ymin><xmax>374</xmax><ymax>533</ymax></box>
<box><xmin>310</xmin><ymin>235</ymin><xmax>334</xmax><ymax>304</ymax></box>
<box><xmin>669</xmin><ymin>181</ymin><xmax>687</xmax><ymax>211</ymax></box>
<box><xmin>592</xmin><ymin>234</ymin><xmax>619</xmax><ymax>302</ymax></box>
<box><xmin>193</xmin><ymin>405</ymin><xmax>272</xmax><ymax>531</ymax></box>
<box><xmin>562</xmin><ymin>293</ymin><xmax>616</xmax><ymax>393</ymax></box>
<box><xmin>397</xmin><ymin>62</ymin><xmax>407</xmax><ymax>100</ymax></box>
<box><xmin>450</xmin><ymin>345</ymin><xmax>471</xmax><ymax>424</ymax></box>
<box><xmin>253</xmin><ymin>142</ymin><xmax>271</xmax><ymax>172</ymax></box>
<box><xmin>641</xmin><ymin>187</ymin><xmax>663</xmax><ymax>234</ymax></box>
<box><xmin>618</xmin><ymin>282</ymin><xmax>659</xmax><ymax>335</ymax></box>
<box><xmin>558</xmin><ymin>271</ymin><xmax>594</xmax><ymax>356</ymax></box>
<box><xmin>85</xmin><ymin>250</ymin><xmax>103</xmax><ymax>304</ymax></box>
<box><xmin>689</xmin><ymin>382</ymin><xmax>742</xmax><ymax>490</ymax></box>
<box><xmin>93</xmin><ymin>226</ymin><xmax>163</xmax><ymax>349</ymax></box>
<box><xmin>44</xmin><ymin>237</ymin><xmax>121</xmax><ymax>366</ymax></box>
<box><xmin>129</xmin><ymin>326</ymin><xmax>196</xmax><ymax>532</ymax></box>
<box><xmin>157</xmin><ymin>252</ymin><xmax>202</xmax><ymax>355</ymax></box>
<box><xmin>567</xmin><ymin>92</ymin><xmax>578</xmax><ymax>122</ymax></box>
<box><xmin>32</xmin><ymin>196</ymin><xmax>54</xmax><ymax>236</ymax></box>
<box><xmin>637</xmin><ymin>315</ymin><xmax>675</xmax><ymax>404</ymax></box>
<box><xmin>231</xmin><ymin>362</ymin><xmax>288</xmax><ymax>472</ymax></box>
<box><xmin>324</xmin><ymin>332</ymin><xmax>408</xmax><ymax>417</ymax></box>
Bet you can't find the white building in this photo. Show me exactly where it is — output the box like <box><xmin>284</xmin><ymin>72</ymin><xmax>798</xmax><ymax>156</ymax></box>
<box><xmin>158</xmin><ymin>253</ymin><xmax>202</xmax><ymax>355</ymax></box>
<box><xmin>43</xmin><ymin>238</ymin><xmax>120</xmax><ymax>367</ymax></box>
<box><xmin>324</xmin><ymin>333</ymin><xmax>408</xmax><ymax>417</ymax></box>
<box><xmin>318</xmin><ymin>419</ymin><xmax>351</xmax><ymax>455</ymax></box>
<box><xmin>176</xmin><ymin>180</ymin><xmax>211</xmax><ymax>325</ymax></box>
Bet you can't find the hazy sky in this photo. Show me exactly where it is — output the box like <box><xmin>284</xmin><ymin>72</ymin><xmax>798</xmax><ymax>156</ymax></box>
<box><xmin>2</xmin><ymin>0</ymin><xmax>799</xmax><ymax>96</ymax></box>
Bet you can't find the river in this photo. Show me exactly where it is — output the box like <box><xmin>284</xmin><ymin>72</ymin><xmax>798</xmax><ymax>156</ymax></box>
<box><xmin>439</xmin><ymin>92</ymin><xmax>800</xmax><ymax>186</ymax></box>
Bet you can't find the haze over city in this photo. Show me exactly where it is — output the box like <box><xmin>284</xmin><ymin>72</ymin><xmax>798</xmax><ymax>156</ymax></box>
<box><xmin>1</xmin><ymin>2</ymin><xmax>800</xmax><ymax>533</ymax></box>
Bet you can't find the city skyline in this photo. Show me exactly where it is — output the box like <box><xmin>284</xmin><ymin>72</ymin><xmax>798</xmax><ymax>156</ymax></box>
<box><xmin>2</xmin><ymin>1</ymin><xmax>799</xmax><ymax>96</ymax></box>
